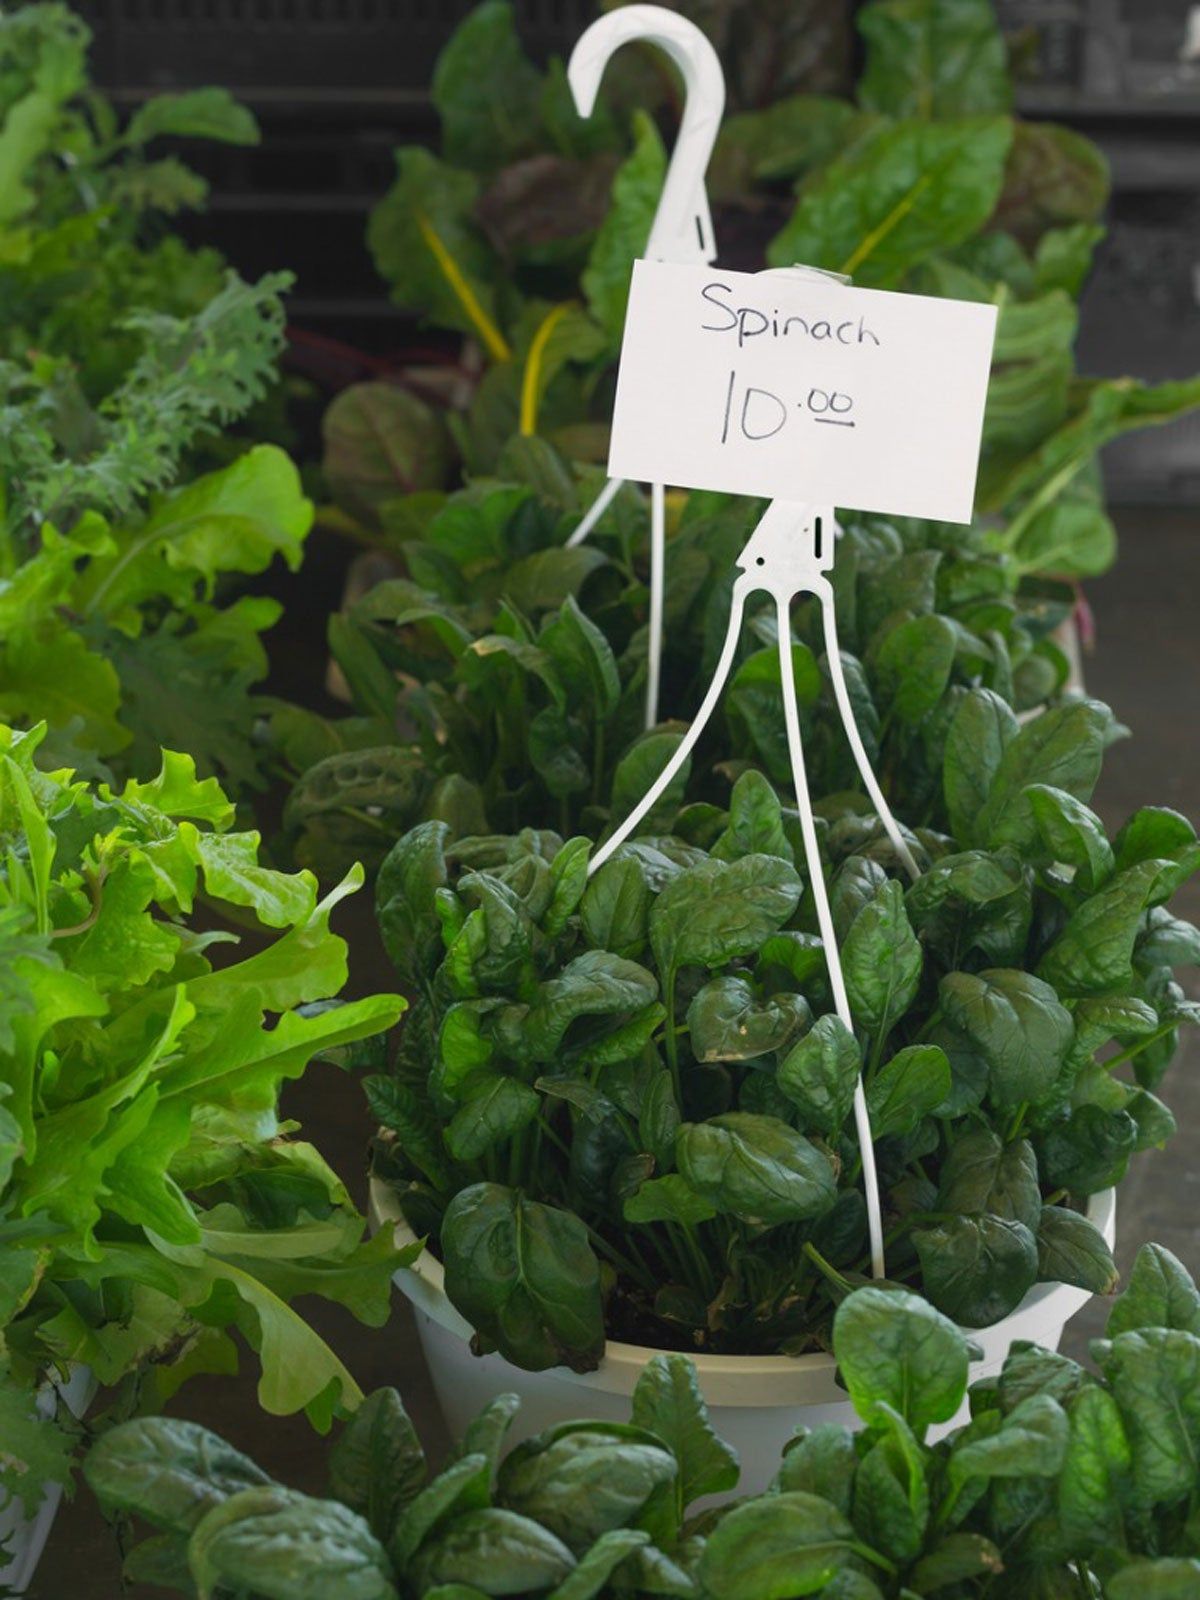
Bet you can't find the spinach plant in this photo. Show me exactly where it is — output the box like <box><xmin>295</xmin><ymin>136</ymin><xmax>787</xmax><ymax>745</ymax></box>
<box><xmin>0</xmin><ymin>721</ymin><xmax>410</xmax><ymax>1513</ymax></box>
<box><xmin>276</xmin><ymin>445</ymin><xmax>1080</xmax><ymax>878</ymax></box>
<box><xmin>82</xmin><ymin>1242</ymin><xmax>1200</xmax><ymax>1598</ymax></box>
<box><xmin>280</xmin><ymin>1</ymin><xmax>1200</xmax><ymax>880</ymax></box>
<box><xmin>714</xmin><ymin>1244</ymin><xmax>1200</xmax><ymax>1600</ymax></box>
<box><xmin>85</xmin><ymin>1350</ymin><xmax>740</xmax><ymax>1598</ymax></box>
<box><xmin>368</xmin><ymin>699</ymin><xmax>1198</xmax><ymax>1370</ymax></box>
<box><xmin>0</xmin><ymin>4</ymin><xmax>310</xmax><ymax>790</ymax></box>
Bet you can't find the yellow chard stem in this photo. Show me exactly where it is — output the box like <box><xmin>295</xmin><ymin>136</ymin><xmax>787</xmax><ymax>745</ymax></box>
<box><xmin>416</xmin><ymin>212</ymin><xmax>512</xmax><ymax>364</ymax></box>
<box><xmin>520</xmin><ymin>302</ymin><xmax>573</xmax><ymax>436</ymax></box>
<box><xmin>840</xmin><ymin>173</ymin><xmax>932</xmax><ymax>278</ymax></box>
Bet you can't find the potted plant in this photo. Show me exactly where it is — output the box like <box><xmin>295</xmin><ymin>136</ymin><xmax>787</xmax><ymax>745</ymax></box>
<box><xmin>269</xmin><ymin>0</ymin><xmax>1200</xmax><ymax>890</ymax></box>
<box><xmin>82</xmin><ymin>1240</ymin><xmax>1200</xmax><ymax>1597</ymax></box>
<box><xmin>0</xmin><ymin>721</ymin><xmax>410</xmax><ymax>1590</ymax></box>
<box><xmin>274</xmin><ymin>0</ymin><xmax>1200</xmax><ymax>867</ymax></box>
<box><xmin>365</xmin><ymin>687</ymin><xmax>1197</xmax><ymax>1485</ymax></box>
<box><xmin>273</xmin><ymin>458</ymin><xmax>1087</xmax><ymax>880</ymax></box>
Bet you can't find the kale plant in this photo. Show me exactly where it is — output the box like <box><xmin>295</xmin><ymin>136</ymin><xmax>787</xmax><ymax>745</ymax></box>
<box><xmin>0</xmin><ymin>4</ymin><xmax>309</xmax><ymax>791</ymax></box>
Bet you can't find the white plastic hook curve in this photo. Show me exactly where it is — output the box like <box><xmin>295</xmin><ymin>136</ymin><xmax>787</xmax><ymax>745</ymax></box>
<box><xmin>566</xmin><ymin>7</ymin><xmax>726</xmax><ymax>727</ymax></box>
<box><xmin>568</xmin><ymin>4</ymin><xmax>725</xmax><ymax>264</ymax></box>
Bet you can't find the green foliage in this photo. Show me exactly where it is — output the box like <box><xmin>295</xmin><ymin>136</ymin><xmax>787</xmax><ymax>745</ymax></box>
<box><xmin>767</xmin><ymin>116</ymin><xmax>1015</xmax><ymax>287</ymax></box>
<box><xmin>85</xmin><ymin>1244</ymin><xmax>1200</xmax><ymax>1598</ymax></box>
<box><xmin>281</xmin><ymin>0</ymin><xmax>1200</xmax><ymax>889</ymax></box>
<box><xmin>0</xmin><ymin>724</ymin><xmax>408</xmax><ymax>1508</ymax></box>
<box><xmin>333</xmin><ymin>0</ymin><xmax>1200</xmax><ymax>586</ymax></box>
<box><xmin>274</xmin><ymin>463</ymin><xmax>1099</xmax><ymax>877</ymax></box>
<box><xmin>356</xmin><ymin>0</ymin><xmax>641</xmax><ymax>486</ymax></box>
<box><xmin>0</xmin><ymin>4</ymin><xmax>309</xmax><ymax>792</ymax></box>
<box><xmin>365</xmin><ymin>696</ymin><xmax>1196</xmax><ymax>1364</ymax></box>
<box><xmin>583</xmin><ymin>112</ymin><xmax>666</xmax><ymax>343</ymax></box>
<box><xmin>275</xmin><ymin>4</ymin><xmax>1200</xmax><ymax>878</ymax></box>
<box><xmin>857</xmin><ymin>0</ymin><xmax>1013</xmax><ymax>119</ymax></box>
<box><xmin>432</xmin><ymin>1</ymin><xmax>544</xmax><ymax>174</ymax></box>
<box><xmin>1</xmin><ymin>430</ymin><xmax>313</xmax><ymax>790</ymax></box>
<box><xmin>0</xmin><ymin>5</ymin><xmax>257</xmax><ymax>393</ymax></box>
<box><xmin>441</xmin><ymin>1184</ymin><xmax>605</xmax><ymax>1373</ymax></box>
<box><xmin>1</xmin><ymin>273</ymin><xmax>293</xmax><ymax>540</ymax></box>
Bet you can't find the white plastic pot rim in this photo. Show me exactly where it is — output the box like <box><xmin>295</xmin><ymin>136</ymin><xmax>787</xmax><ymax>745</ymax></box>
<box><xmin>370</xmin><ymin>1176</ymin><xmax>1116</xmax><ymax>1407</ymax></box>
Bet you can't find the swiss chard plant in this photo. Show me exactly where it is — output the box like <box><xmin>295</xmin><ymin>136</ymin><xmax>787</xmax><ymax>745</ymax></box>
<box><xmin>0</xmin><ymin>4</ymin><xmax>311</xmax><ymax>789</ymax></box>
<box><xmin>83</xmin><ymin>1241</ymin><xmax>1200</xmax><ymax>1599</ymax></box>
<box><xmin>368</xmin><ymin>697</ymin><xmax>1198</xmax><ymax>1371</ymax></box>
<box><xmin>0</xmin><ymin>721</ymin><xmax>411</xmax><ymax>1517</ymax></box>
<box><xmin>321</xmin><ymin>0</ymin><xmax>1200</xmax><ymax>587</ymax></box>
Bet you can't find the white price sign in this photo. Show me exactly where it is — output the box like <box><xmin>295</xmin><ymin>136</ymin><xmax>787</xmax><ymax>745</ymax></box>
<box><xmin>608</xmin><ymin>261</ymin><xmax>998</xmax><ymax>524</ymax></box>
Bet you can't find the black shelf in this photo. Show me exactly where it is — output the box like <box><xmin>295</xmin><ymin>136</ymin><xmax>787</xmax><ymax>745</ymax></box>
<box><xmin>74</xmin><ymin>0</ymin><xmax>595</xmax><ymax>99</ymax></box>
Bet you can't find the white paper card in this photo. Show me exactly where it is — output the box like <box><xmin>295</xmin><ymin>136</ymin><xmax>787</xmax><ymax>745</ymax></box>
<box><xmin>608</xmin><ymin>261</ymin><xmax>998</xmax><ymax>524</ymax></box>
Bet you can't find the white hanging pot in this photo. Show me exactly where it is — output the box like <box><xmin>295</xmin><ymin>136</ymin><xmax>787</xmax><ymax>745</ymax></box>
<box><xmin>371</xmin><ymin>1179</ymin><xmax>1114</xmax><ymax>1496</ymax></box>
<box><xmin>0</xmin><ymin>1365</ymin><xmax>96</xmax><ymax>1594</ymax></box>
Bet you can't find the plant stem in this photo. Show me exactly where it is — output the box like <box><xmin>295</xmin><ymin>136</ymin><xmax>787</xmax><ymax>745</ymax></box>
<box><xmin>803</xmin><ymin>1241</ymin><xmax>853</xmax><ymax>1295</ymax></box>
<box><xmin>664</xmin><ymin>1223</ymin><xmax>705</xmax><ymax>1298</ymax></box>
<box><xmin>49</xmin><ymin>867</ymin><xmax>104</xmax><ymax>940</ymax></box>
<box><xmin>519</xmin><ymin>302</ymin><xmax>573</xmax><ymax>435</ymax></box>
<box><xmin>851</xmin><ymin>1542</ymin><xmax>899</xmax><ymax>1579</ymax></box>
<box><xmin>586</xmin><ymin>1224</ymin><xmax>655</xmax><ymax>1292</ymax></box>
<box><xmin>624</xmin><ymin>1230</ymin><xmax>660</xmax><ymax>1289</ymax></box>
<box><xmin>1104</xmin><ymin>1021</ymin><xmax>1177</xmax><ymax>1071</ymax></box>
<box><xmin>914</xmin><ymin>1007</ymin><xmax>943</xmax><ymax>1044</ymax></box>
<box><xmin>536</xmin><ymin>1116</ymin><xmax>570</xmax><ymax>1161</ymax></box>
<box><xmin>933</xmin><ymin>1480</ymin><xmax>963</xmax><ymax>1534</ymax></box>
<box><xmin>999</xmin><ymin>451</ymin><xmax>1090</xmax><ymax>553</ymax></box>
<box><xmin>592</xmin><ymin>720</ymin><xmax>606</xmax><ymax>809</ymax></box>
<box><xmin>880</xmin><ymin>1215</ymin><xmax>918</xmax><ymax>1252</ymax></box>
<box><xmin>866</xmin><ymin>1026</ymin><xmax>888</xmax><ymax>1087</ymax></box>
<box><xmin>507</xmin><ymin>1123</ymin><xmax>531</xmax><ymax>1189</ymax></box>
<box><xmin>664</xmin><ymin>965</ymin><xmax>681</xmax><ymax>1102</ymax></box>
<box><xmin>680</xmin><ymin>1223</ymin><xmax>715</xmax><ymax>1300</ymax></box>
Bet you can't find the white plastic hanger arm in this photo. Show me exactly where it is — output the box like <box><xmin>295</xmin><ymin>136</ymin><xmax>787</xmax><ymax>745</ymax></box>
<box><xmin>565</xmin><ymin>476</ymin><xmax>624</xmax><ymax>549</ymax></box>
<box><xmin>820</xmin><ymin>598</ymin><xmax>921</xmax><ymax>882</ymax></box>
<box><xmin>774</xmin><ymin>586</ymin><xmax>887</xmax><ymax>1279</ymax></box>
<box><xmin>646</xmin><ymin>481</ymin><xmax>666</xmax><ymax>729</ymax></box>
<box><xmin>588</xmin><ymin>570</ymin><xmax>747</xmax><ymax>876</ymax></box>
<box><xmin>592</xmin><ymin>495</ymin><xmax>903</xmax><ymax>1280</ymax></box>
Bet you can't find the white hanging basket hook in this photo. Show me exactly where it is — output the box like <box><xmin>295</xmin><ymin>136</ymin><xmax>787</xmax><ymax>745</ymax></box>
<box><xmin>568</xmin><ymin>4</ymin><xmax>725</xmax><ymax>264</ymax></box>
<box><xmin>566</xmin><ymin>6</ymin><xmax>726</xmax><ymax>728</ymax></box>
